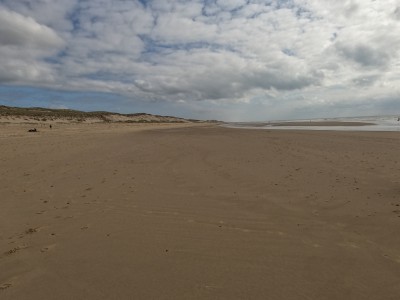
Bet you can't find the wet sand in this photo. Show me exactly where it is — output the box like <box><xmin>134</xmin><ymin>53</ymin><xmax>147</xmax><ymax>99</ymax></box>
<box><xmin>270</xmin><ymin>121</ymin><xmax>375</xmax><ymax>126</ymax></box>
<box><xmin>1</xmin><ymin>123</ymin><xmax>400</xmax><ymax>299</ymax></box>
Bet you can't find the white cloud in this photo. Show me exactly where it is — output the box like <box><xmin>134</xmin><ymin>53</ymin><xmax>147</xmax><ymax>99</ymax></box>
<box><xmin>0</xmin><ymin>0</ymin><xmax>78</xmax><ymax>32</ymax></box>
<box><xmin>0</xmin><ymin>8</ymin><xmax>64</xmax><ymax>83</ymax></box>
<box><xmin>0</xmin><ymin>9</ymin><xmax>63</xmax><ymax>48</ymax></box>
<box><xmin>0</xmin><ymin>0</ymin><xmax>399</xmax><ymax>120</ymax></box>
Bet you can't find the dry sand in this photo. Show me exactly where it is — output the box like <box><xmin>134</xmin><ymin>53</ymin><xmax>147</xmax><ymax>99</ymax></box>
<box><xmin>1</xmin><ymin>123</ymin><xmax>400</xmax><ymax>299</ymax></box>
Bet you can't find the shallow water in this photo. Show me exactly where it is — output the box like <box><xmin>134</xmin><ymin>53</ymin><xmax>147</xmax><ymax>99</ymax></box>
<box><xmin>225</xmin><ymin>115</ymin><xmax>400</xmax><ymax>132</ymax></box>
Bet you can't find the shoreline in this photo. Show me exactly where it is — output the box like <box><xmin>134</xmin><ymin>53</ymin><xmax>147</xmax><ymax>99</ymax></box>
<box><xmin>269</xmin><ymin>121</ymin><xmax>375</xmax><ymax>126</ymax></box>
<box><xmin>224</xmin><ymin>115</ymin><xmax>400</xmax><ymax>132</ymax></box>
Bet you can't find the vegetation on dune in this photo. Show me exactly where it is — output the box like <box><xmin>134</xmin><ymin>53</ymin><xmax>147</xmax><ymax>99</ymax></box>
<box><xmin>0</xmin><ymin>105</ymin><xmax>94</xmax><ymax>118</ymax></box>
<box><xmin>0</xmin><ymin>105</ymin><xmax>199</xmax><ymax>123</ymax></box>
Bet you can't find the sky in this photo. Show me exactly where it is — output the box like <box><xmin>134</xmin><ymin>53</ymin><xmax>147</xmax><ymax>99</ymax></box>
<box><xmin>0</xmin><ymin>0</ymin><xmax>399</xmax><ymax>121</ymax></box>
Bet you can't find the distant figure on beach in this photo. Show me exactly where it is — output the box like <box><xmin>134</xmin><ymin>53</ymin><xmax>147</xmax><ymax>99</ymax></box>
<box><xmin>49</xmin><ymin>124</ymin><xmax>52</xmax><ymax>129</ymax></box>
<box><xmin>397</xmin><ymin>117</ymin><xmax>400</xmax><ymax>121</ymax></box>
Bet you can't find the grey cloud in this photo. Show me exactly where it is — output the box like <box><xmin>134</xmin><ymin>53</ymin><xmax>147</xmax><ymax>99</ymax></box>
<box><xmin>343</xmin><ymin>1</ymin><xmax>359</xmax><ymax>18</ymax></box>
<box><xmin>243</xmin><ymin>68</ymin><xmax>321</xmax><ymax>91</ymax></box>
<box><xmin>132</xmin><ymin>59</ymin><xmax>321</xmax><ymax>102</ymax></box>
<box><xmin>394</xmin><ymin>7</ymin><xmax>400</xmax><ymax>20</ymax></box>
<box><xmin>216</xmin><ymin>0</ymin><xmax>248</xmax><ymax>11</ymax></box>
<box><xmin>336</xmin><ymin>43</ymin><xmax>391</xmax><ymax>68</ymax></box>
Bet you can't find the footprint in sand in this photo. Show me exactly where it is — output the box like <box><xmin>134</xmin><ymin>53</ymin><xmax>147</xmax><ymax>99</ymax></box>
<box><xmin>40</xmin><ymin>244</ymin><xmax>56</xmax><ymax>253</ymax></box>
<box><xmin>25</xmin><ymin>227</ymin><xmax>39</xmax><ymax>234</ymax></box>
<box><xmin>4</xmin><ymin>247</ymin><xmax>21</xmax><ymax>256</ymax></box>
<box><xmin>0</xmin><ymin>283</ymin><xmax>12</xmax><ymax>291</ymax></box>
<box><xmin>3</xmin><ymin>244</ymin><xmax>28</xmax><ymax>256</ymax></box>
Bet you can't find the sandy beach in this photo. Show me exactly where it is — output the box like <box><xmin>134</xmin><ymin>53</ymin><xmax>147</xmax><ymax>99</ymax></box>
<box><xmin>1</xmin><ymin>123</ymin><xmax>400</xmax><ymax>299</ymax></box>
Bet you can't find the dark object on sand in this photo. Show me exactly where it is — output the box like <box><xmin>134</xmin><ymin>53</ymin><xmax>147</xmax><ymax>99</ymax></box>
<box><xmin>28</xmin><ymin>128</ymin><xmax>37</xmax><ymax>132</ymax></box>
<box><xmin>49</xmin><ymin>124</ymin><xmax>52</xmax><ymax>129</ymax></box>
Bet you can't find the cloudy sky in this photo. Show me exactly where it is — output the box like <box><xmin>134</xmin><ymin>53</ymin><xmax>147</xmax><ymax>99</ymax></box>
<box><xmin>0</xmin><ymin>0</ymin><xmax>399</xmax><ymax>121</ymax></box>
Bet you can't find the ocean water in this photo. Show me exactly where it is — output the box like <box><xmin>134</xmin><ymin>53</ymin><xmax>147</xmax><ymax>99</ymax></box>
<box><xmin>224</xmin><ymin>115</ymin><xmax>400</xmax><ymax>132</ymax></box>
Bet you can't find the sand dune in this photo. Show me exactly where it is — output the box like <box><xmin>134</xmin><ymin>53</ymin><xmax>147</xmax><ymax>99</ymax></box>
<box><xmin>1</xmin><ymin>123</ymin><xmax>400</xmax><ymax>299</ymax></box>
<box><xmin>0</xmin><ymin>105</ymin><xmax>195</xmax><ymax>124</ymax></box>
